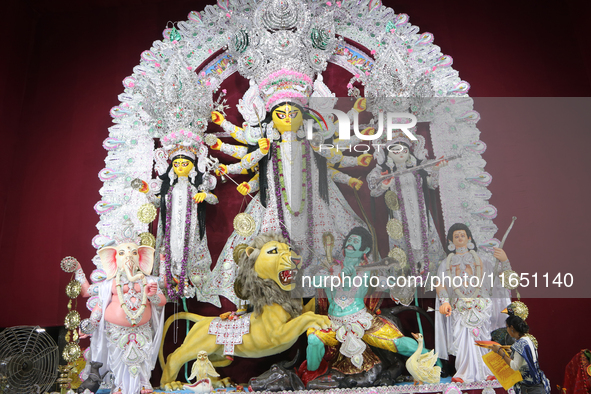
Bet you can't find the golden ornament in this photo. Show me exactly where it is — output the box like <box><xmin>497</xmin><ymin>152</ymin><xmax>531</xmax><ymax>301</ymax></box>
<box><xmin>66</xmin><ymin>280</ymin><xmax>82</xmax><ymax>299</ymax></box>
<box><xmin>72</xmin><ymin>329</ymin><xmax>79</xmax><ymax>342</ymax></box>
<box><xmin>524</xmin><ymin>333</ymin><xmax>538</xmax><ymax>349</ymax></box>
<box><xmin>386</xmin><ymin>219</ymin><xmax>403</xmax><ymax>239</ymax></box>
<box><xmin>67</xmin><ymin>300</ymin><xmax>72</xmax><ymax>310</ymax></box>
<box><xmin>501</xmin><ymin>270</ymin><xmax>520</xmax><ymax>290</ymax></box>
<box><xmin>64</xmin><ymin>310</ymin><xmax>81</xmax><ymax>330</ymax></box>
<box><xmin>139</xmin><ymin>232</ymin><xmax>156</xmax><ymax>248</ymax></box>
<box><xmin>56</xmin><ymin>364</ymin><xmax>74</xmax><ymax>388</ymax></box>
<box><xmin>509</xmin><ymin>300</ymin><xmax>529</xmax><ymax>320</ymax></box>
<box><xmin>68</xmin><ymin>357</ymin><xmax>86</xmax><ymax>389</ymax></box>
<box><xmin>63</xmin><ymin>343</ymin><xmax>82</xmax><ymax>363</ymax></box>
<box><xmin>233</xmin><ymin>213</ymin><xmax>256</xmax><ymax>237</ymax></box>
<box><xmin>388</xmin><ymin>247</ymin><xmax>407</xmax><ymax>265</ymax></box>
<box><xmin>60</xmin><ymin>256</ymin><xmax>79</xmax><ymax>273</ymax></box>
<box><xmin>233</xmin><ymin>244</ymin><xmax>249</xmax><ymax>264</ymax></box>
<box><xmin>384</xmin><ymin>190</ymin><xmax>399</xmax><ymax>210</ymax></box>
<box><xmin>138</xmin><ymin>203</ymin><xmax>158</xmax><ymax>223</ymax></box>
<box><xmin>65</xmin><ymin>331</ymin><xmax>70</xmax><ymax>342</ymax></box>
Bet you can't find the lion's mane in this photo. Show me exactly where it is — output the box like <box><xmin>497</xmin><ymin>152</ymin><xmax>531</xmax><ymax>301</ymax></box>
<box><xmin>234</xmin><ymin>233</ymin><xmax>302</xmax><ymax>318</ymax></box>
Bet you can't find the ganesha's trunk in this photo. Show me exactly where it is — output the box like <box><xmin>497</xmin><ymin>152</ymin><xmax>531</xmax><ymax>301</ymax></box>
<box><xmin>124</xmin><ymin>257</ymin><xmax>144</xmax><ymax>282</ymax></box>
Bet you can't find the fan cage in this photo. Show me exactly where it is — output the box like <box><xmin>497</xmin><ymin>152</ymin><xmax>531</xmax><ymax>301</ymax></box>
<box><xmin>0</xmin><ymin>326</ymin><xmax>59</xmax><ymax>393</ymax></box>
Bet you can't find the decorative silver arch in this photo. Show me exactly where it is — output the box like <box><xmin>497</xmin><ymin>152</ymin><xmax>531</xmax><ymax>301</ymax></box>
<box><xmin>93</xmin><ymin>0</ymin><xmax>498</xmax><ymax>276</ymax></box>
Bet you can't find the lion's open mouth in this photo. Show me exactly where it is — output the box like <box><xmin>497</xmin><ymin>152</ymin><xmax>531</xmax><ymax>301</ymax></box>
<box><xmin>279</xmin><ymin>269</ymin><xmax>297</xmax><ymax>285</ymax></box>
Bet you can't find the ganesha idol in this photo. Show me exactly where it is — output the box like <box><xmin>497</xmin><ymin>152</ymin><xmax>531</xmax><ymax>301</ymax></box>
<box><xmin>75</xmin><ymin>241</ymin><xmax>166</xmax><ymax>394</ymax></box>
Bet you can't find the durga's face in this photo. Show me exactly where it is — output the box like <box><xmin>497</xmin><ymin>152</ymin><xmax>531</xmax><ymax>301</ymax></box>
<box><xmin>272</xmin><ymin>103</ymin><xmax>303</xmax><ymax>134</ymax></box>
<box><xmin>172</xmin><ymin>158</ymin><xmax>194</xmax><ymax>177</ymax></box>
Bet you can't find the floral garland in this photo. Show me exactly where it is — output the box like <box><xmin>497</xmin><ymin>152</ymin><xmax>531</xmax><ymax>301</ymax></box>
<box><xmin>393</xmin><ymin>172</ymin><xmax>430</xmax><ymax>280</ymax></box>
<box><xmin>305</xmin><ymin>142</ymin><xmax>314</xmax><ymax>257</ymax></box>
<box><xmin>394</xmin><ymin>175</ymin><xmax>415</xmax><ymax>276</ymax></box>
<box><xmin>115</xmin><ymin>271</ymin><xmax>147</xmax><ymax>326</ymax></box>
<box><xmin>415</xmin><ymin>171</ymin><xmax>431</xmax><ymax>280</ymax></box>
<box><xmin>271</xmin><ymin>141</ymin><xmax>315</xmax><ymax>255</ymax></box>
<box><xmin>271</xmin><ymin>143</ymin><xmax>291</xmax><ymax>243</ymax></box>
<box><xmin>162</xmin><ymin>182</ymin><xmax>192</xmax><ymax>301</ymax></box>
<box><xmin>445</xmin><ymin>251</ymin><xmax>483</xmax><ymax>299</ymax></box>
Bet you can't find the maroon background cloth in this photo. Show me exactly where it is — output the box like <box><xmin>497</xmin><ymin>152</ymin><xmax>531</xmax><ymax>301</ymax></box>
<box><xmin>1</xmin><ymin>0</ymin><xmax>591</xmax><ymax>391</ymax></box>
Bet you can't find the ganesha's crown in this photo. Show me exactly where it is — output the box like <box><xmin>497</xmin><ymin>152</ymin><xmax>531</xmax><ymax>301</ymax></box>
<box><xmin>226</xmin><ymin>0</ymin><xmax>337</xmax><ymax>109</ymax></box>
<box><xmin>113</xmin><ymin>218</ymin><xmax>141</xmax><ymax>245</ymax></box>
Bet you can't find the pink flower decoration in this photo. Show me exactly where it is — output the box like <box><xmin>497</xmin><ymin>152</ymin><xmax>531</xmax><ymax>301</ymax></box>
<box><xmin>129</xmin><ymin>82</ymin><xmax>135</xmax><ymax>87</ymax></box>
<box><xmin>187</xmin><ymin>132</ymin><xmax>193</xmax><ymax>138</ymax></box>
<box><xmin>208</xmin><ymin>49</ymin><xmax>212</xmax><ymax>54</ymax></box>
<box><xmin>187</xmin><ymin>66</ymin><xmax>193</xmax><ymax>70</ymax></box>
<box><xmin>326</xmin><ymin>1</ymin><xmax>332</xmax><ymax>6</ymax></box>
<box><xmin>155</xmin><ymin>63</ymin><xmax>161</xmax><ymax>67</ymax></box>
<box><xmin>365</xmin><ymin>71</ymin><xmax>370</xmax><ymax>76</ymax></box>
<box><xmin>201</xmin><ymin>72</ymin><xmax>206</xmax><ymax>77</ymax></box>
<box><xmin>265</xmin><ymin>92</ymin><xmax>306</xmax><ymax>111</ymax></box>
<box><xmin>355</xmin><ymin>74</ymin><xmax>360</xmax><ymax>78</ymax></box>
<box><xmin>206</xmin><ymin>80</ymin><xmax>211</xmax><ymax>86</ymax></box>
<box><xmin>347</xmin><ymin>83</ymin><xmax>353</xmax><ymax>89</ymax></box>
<box><xmin>222</xmin><ymin>89</ymin><xmax>227</xmax><ymax>94</ymax></box>
<box><xmin>258</xmin><ymin>69</ymin><xmax>313</xmax><ymax>89</ymax></box>
<box><xmin>390</xmin><ymin>29</ymin><xmax>395</xmax><ymax>33</ymax></box>
<box><xmin>226</xmin><ymin>13</ymin><xmax>231</xmax><ymax>17</ymax></box>
<box><xmin>172</xmin><ymin>40</ymin><xmax>178</xmax><ymax>44</ymax></box>
<box><xmin>408</xmin><ymin>49</ymin><xmax>413</xmax><ymax>53</ymax></box>
<box><xmin>336</xmin><ymin>1</ymin><xmax>341</xmax><ymax>6</ymax></box>
<box><xmin>171</xmin><ymin>133</ymin><xmax>177</xmax><ymax>139</ymax></box>
<box><xmin>370</xmin><ymin>49</ymin><xmax>376</xmax><ymax>55</ymax></box>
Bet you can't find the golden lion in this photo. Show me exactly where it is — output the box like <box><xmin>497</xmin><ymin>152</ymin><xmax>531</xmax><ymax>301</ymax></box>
<box><xmin>159</xmin><ymin>233</ymin><xmax>331</xmax><ymax>389</ymax></box>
